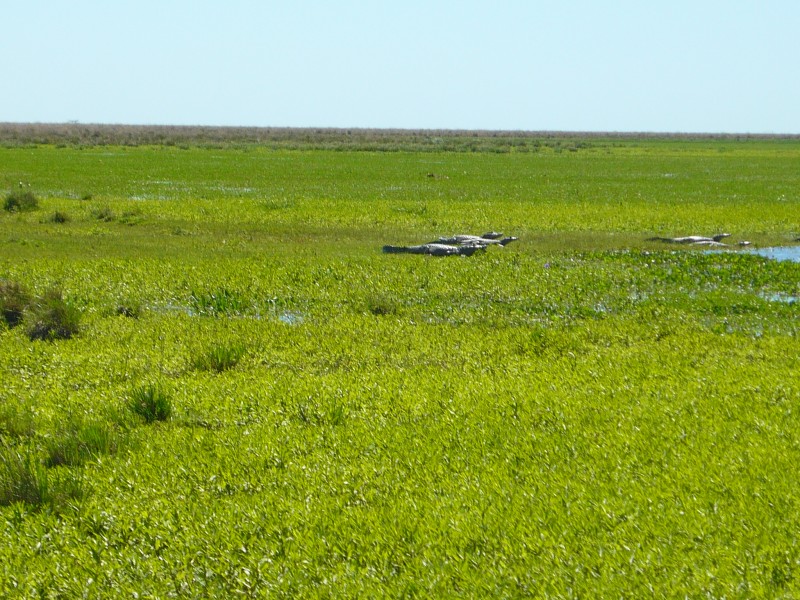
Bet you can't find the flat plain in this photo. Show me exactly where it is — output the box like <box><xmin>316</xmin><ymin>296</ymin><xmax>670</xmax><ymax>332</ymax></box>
<box><xmin>1</xmin><ymin>129</ymin><xmax>799</xmax><ymax>597</ymax></box>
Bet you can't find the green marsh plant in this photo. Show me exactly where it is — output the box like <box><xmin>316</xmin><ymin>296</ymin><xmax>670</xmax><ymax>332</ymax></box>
<box><xmin>44</xmin><ymin>419</ymin><xmax>125</xmax><ymax>467</ymax></box>
<box><xmin>128</xmin><ymin>383</ymin><xmax>172</xmax><ymax>423</ymax></box>
<box><xmin>93</xmin><ymin>206</ymin><xmax>115</xmax><ymax>222</ymax></box>
<box><xmin>0</xmin><ymin>401</ymin><xmax>36</xmax><ymax>438</ymax></box>
<box><xmin>0</xmin><ymin>448</ymin><xmax>85</xmax><ymax>512</ymax></box>
<box><xmin>0</xmin><ymin>279</ymin><xmax>31</xmax><ymax>328</ymax></box>
<box><xmin>3</xmin><ymin>190</ymin><xmax>38</xmax><ymax>212</ymax></box>
<box><xmin>366</xmin><ymin>293</ymin><xmax>400</xmax><ymax>316</ymax></box>
<box><xmin>25</xmin><ymin>286</ymin><xmax>81</xmax><ymax>341</ymax></box>
<box><xmin>115</xmin><ymin>300</ymin><xmax>142</xmax><ymax>318</ymax></box>
<box><xmin>1</xmin><ymin>137</ymin><xmax>800</xmax><ymax>595</ymax></box>
<box><xmin>190</xmin><ymin>288</ymin><xmax>248</xmax><ymax>316</ymax></box>
<box><xmin>45</xmin><ymin>210</ymin><xmax>70</xmax><ymax>223</ymax></box>
<box><xmin>193</xmin><ymin>343</ymin><xmax>246</xmax><ymax>373</ymax></box>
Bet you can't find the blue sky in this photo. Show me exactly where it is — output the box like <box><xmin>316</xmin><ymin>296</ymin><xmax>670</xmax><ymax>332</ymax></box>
<box><xmin>2</xmin><ymin>1</ymin><xmax>797</xmax><ymax>133</ymax></box>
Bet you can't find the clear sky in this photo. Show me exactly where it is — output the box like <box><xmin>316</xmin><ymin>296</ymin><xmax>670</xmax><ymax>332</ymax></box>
<box><xmin>2</xmin><ymin>1</ymin><xmax>798</xmax><ymax>133</ymax></box>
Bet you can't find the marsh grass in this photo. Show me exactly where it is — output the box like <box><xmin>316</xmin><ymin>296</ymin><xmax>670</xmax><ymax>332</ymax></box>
<box><xmin>115</xmin><ymin>300</ymin><xmax>142</xmax><ymax>318</ymax></box>
<box><xmin>3</xmin><ymin>190</ymin><xmax>38</xmax><ymax>212</ymax></box>
<box><xmin>128</xmin><ymin>383</ymin><xmax>172</xmax><ymax>423</ymax></box>
<box><xmin>193</xmin><ymin>343</ymin><xmax>246</xmax><ymax>372</ymax></box>
<box><xmin>0</xmin><ymin>401</ymin><xmax>36</xmax><ymax>438</ymax></box>
<box><xmin>93</xmin><ymin>206</ymin><xmax>115</xmax><ymax>222</ymax></box>
<box><xmin>190</xmin><ymin>288</ymin><xmax>248</xmax><ymax>316</ymax></box>
<box><xmin>0</xmin><ymin>279</ymin><xmax>30</xmax><ymax>328</ymax></box>
<box><xmin>0</xmin><ymin>449</ymin><xmax>50</xmax><ymax>507</ymax></box>
<box><xmin>1</xmin><ymin>138</ymin><xmax>799</xmax><ymax>596</ymax></box>
<box><xmin>45</xmin><ymin>210</ymin><xmax>70</xmax><ymax>224</ymax></box>
<box><xmin>118</xmin><ymin>209</ymin><xmax>144</xmax><ymax>226</ymax></box>
<box><xmin>0</xmin><ymin>448</ymin><xmax>85</xmax><ymax>511</ymax></box>
<box><xmin>366</xmin><ymin>293</ymin><xmax>401</xmax><ymax>316</ymax></box>
<box><xmin>25</xmin><ymin>286</ymin><xmax>81</xmax><ymax>341</ymax></box>
<box><xmin>44</xmin><ymin>419</ymin><xmax>125</xmax><ymax>467</ymax></box>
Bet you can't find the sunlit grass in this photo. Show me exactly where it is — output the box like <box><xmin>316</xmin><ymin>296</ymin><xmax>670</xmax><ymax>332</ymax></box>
<box><xmin>128</xmin><ymin>383</ymin><xmax>172</xmax><ymax>424</ymax></box>
<box><xmin>0</xmin><ymin>138</ymin><xmax>798</xmax><ymax>596</ymax></box>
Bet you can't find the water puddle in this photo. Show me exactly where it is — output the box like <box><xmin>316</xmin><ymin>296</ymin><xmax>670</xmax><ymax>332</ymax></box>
<box><xmin>746</xmin><ymin>246</ymin><xmax>800</xmax><ymax>263</ymax></box>
<box><xmin>149</xmin><ymin>303</ymin><xmax>305</xmax><ymax>324</ymax></box>
<box><xmin>278</xmin><ymin>311</ymin><xmax>304</xmax><ymax>325</ymax></box>
<box><xmin>761</xmin><ymin>292</ymin><xmax>799</xmax><ymax>304</ymax></box>
<box><xmin>708</xmin><ymin>245</ymin><xmax>800</xmax><ymax>263</ymax></box>
<box><xmin>154</xmin><ymin>303</ymin><xmax>197</xmax><ymax>316</ymax></box>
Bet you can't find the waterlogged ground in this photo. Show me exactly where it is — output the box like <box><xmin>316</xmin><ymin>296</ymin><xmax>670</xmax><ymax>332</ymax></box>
<box><xmin>1</xmin><ymin>139</ymin><xmax>800</xmax><ymax>597</ymax></box>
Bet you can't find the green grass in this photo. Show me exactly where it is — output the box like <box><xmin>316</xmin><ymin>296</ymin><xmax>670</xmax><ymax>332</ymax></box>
<box><xmin>24</xmin><ymin>286</ymin><xmax>81</xmax><ymax>341</ymax></box>
<box><xmin>3</xmin><ymin>190</ymin><xmax>38</xmax><ymax>213</ymax></box>
<box><xmin>0</xmin><ymin>279</ymin><xmax>30</xmax><ymax>328</ymax></box>
<box><xmin>0</xmin><ymin>135</ymin><xmax>799</xmax><ymax>596</ymax></box>
<box><xmin>193</xmin><ymin>342</ymin><xmax>246</xmax><ymax>373</ymax></box>
<box><xmin>128</xmin><ymin>383</ymin><xmax>172</xmax><ymax>424</ymax></box>
<box><xmin>0</xmin><ymin>447</ymin><xmax>85</xmax><ymax>512</ymax></box>
<box><xmin>44</xmin><ymin>418</ymin><xmax>126</xmax><ymax>467</ymax></box>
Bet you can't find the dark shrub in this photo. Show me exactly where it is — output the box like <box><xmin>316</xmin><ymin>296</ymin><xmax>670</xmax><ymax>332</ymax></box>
<box><xmin>47</xmin><ymin>211</ymin><xmax>70</xmax><ymax>223</ymax></box>
<box><xmin>4</xmin><ymin>190</ymin><xmax>39</xmax><ymax>212</ymax></box>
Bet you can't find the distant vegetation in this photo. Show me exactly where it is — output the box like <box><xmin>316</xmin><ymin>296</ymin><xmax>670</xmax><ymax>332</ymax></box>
<box><xmin>2</xmin><ymin>122</ymin><xmax>798</xmax><ymax>152</ymax></box>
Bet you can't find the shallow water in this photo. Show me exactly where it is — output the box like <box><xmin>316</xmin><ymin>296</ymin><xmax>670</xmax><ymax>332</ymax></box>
<box><xmin>746</xmin><ymin>246</ymin><xmax>800</xmax><ymax>263</ymax></box>
<box><xmin>761</xmin><ymin>292</ymin><xmax>798</xmax><ymax>304</ymax></box>
<box><xmin>278</xmin><ymin>311</ymin><xmax>304</xmax><ymax>325</ymax></box>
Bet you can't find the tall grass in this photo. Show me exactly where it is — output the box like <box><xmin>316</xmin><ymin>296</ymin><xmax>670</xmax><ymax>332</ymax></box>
<box><xmin>193</xmin><ymin>343</ymin><xmax>246</xmax><ymax>372</ymax></box>
<box><xmin>0</xmin><ymin>448</ymin><xmax>85</xmax><ymax>511</ymax></box>
<box><xmin>3</xmin><ymin>190</ymin><xmax>38</xmax><ymax>212</ymax></box>
<box><xmin>25</xmin><ymin>286</ymin><xmax>81</xmax><ymax>341</ymax></box>
<box><xmin>0</xmin><ymin>401</ymin><xmax>36</xmax><ymax>438</ymax></box>
<box><xmin>45</xmin><ymin>420</ymin><xmax>125</xmax><ymax>467</ymax></box>
<box><xmin>190</xmin><ymin>288</ymin><xmax>248</xmax><ymax>316</ymax></box>
<box><xmin>128</xmin><ymin>383</ymin><xmax>172</xmax><ymax>423</ymax></box>
<box><xmin>0</xmin><ymin>280</ymin><xmax>30</xmax><ymax>328</ymax></box>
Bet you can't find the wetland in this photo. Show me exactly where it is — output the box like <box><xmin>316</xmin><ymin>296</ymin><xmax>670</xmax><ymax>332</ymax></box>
<box><xmin>1</xmin><ymin>128</ymin><xmax>799</xmax><ymax>597</ymax></box>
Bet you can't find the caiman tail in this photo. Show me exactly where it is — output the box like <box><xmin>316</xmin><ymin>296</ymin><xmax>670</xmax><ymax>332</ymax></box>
<box><xmin>383</xmin><ymin>245</ymin><xmax>410</xmax><ymax>254</ymax></box>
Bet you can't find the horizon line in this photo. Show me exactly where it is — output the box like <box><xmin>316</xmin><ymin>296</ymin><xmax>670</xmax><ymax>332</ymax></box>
<box><xmin>2</xmin><ymin>122</ymin><xmax>799</xmax><ymax>139</ymax></box>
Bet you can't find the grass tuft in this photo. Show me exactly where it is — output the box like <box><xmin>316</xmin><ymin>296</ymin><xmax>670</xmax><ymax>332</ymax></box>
<box><xmin>46</xmin><ymin>211</ymin><xmax>70</xmax><ymax>224</ymax></box>
<box><xmin>93</xmin><ymin>206</ymin><xmax>115</xmax><ymax>222</ymax></box>
<box><xmin>0</xmin><ymin>448</ymin><xmax>85</xmax><ymax>511</ymax></box>
<box><xmin>115</xmin><ymin>300</ymin><xmax>142</xmax><ymax>318</ymax></box>
<box><xmin>367</xmin><ymin>294</ymin><xmax>400</xmax><ymax>316</ymax></box>
<box><xmin>0</xmin><ymin>401</ymin><xmax>36</xmax><ymax>438</ymax></box>
<box><xmin>190</xmin><ymin>288</ymin><xmax>248</xmax><ymax>316</ymax></box>
<box><xmin>128</xmin><ymin>383</ymin><xmax>172</xmax><ymax>423</ymax></box>
<box><xmin>193</xmin><ymin>343</ymin><xmax>246</xmax><ymax>373</ymax></box>
<box><xmin>0</xmin><ymin>280</ymin><xmax>31</xmax><ymax>328</ymax></box>
<box><xmin>4</xmin><ymin>190</ymin><xmax>39</xmax><ymax>212</ymax></box>
<box><xmin>44</xmin><ymin>420</ymin><xmax>125</xmax><ymax>467</ymax></box>
<box><xmin>25</xmin><ymin>286</ymin><xmax>81</xmax><ymax>341</ymax></box>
